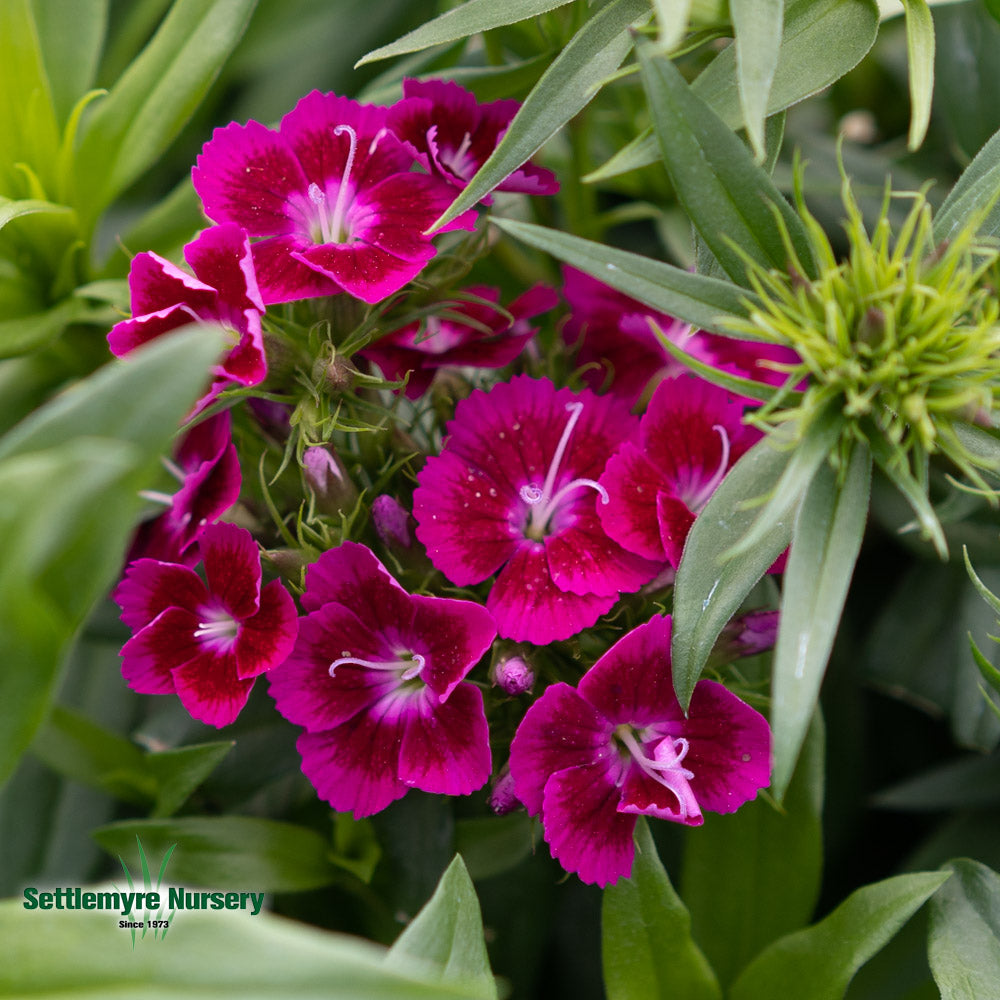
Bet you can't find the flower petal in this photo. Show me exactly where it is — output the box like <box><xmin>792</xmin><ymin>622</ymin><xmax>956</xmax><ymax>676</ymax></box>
<box><xmin>508</xmin><ymin>681</ymin><xmax>612</xmax><ymax>816</ymax></box>
<box><xmin>184</xmin><ymin>223</ymin><xmax>264</xmax><ymax>315</ymax></box>
<box><xmin>656</xmin><ymin>492</ymin><xmax>696</xmax><ymax>569</ymax></box>
<box><xmin>250</xmin><ymin>234</ymin><xmax>343</xmax><ymax>305</ymax></box>
<box><xmin>120</xmin><ymin>606</ymin><xmax>201</xmax><ymax>694</ymax></box>
<box><xmin>199</xmin><ymin>522</ymin><xmax>261</xmax><ymax>619</ymax></box>
<box><xmin>171</xmin><ymin>648</ymin><xmax>255</xmax><ymax>728</ymax></box>
<box><xmin>234</xmin><ymin>578</ymin><xmax>299</xmax><ymax>679</ymax></box>
<box><xmin>599</xmin><ymin>444</ymin><xmax>672</xmax><ymax>561</ymax></box>
<box><xmin>398</xmin><ymin>683</ymin><xmax>491</xmax><ymax>795</ymax></box>
<box><xmin>114</xmin><ymin>559</ymin><xmax>209</xmax><ymax>630</ymax></box>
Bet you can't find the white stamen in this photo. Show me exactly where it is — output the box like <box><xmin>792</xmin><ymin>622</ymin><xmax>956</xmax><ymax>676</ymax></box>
<box><xmin>518</xmin><ymin>402</ymin><xmax>609</xmax><ymax>536</ymax></box>
<box><xmin>687</xmin><ymin>424</ymin><xmax>732</xmax><ymax>512</ymax></box>
<box><xmin>308</xmin><ymin>182</ymin><xmax>333</xmax><ymax>243</ymax></box>
<box><xmin>193</xmin><ymin>617</ymin><xmax>238</xmax><ymax>642</ymax></box>
<box><xmin>617</xmin><ymin>727</ymin><xmax>700</xmax><ymax>820</ymax></box>
<box><xmin>329</xmin><ymin>123</ymin><xmax>358</xmax><ymax>242</ymax></box>
<box><xmin>139</xmin><ymin>490</ymin><xmax>175</xmax><ymax>506</ymax></box>
<box><xmin>328</xmin><ymin>652</ymin><xmax>426</xmax><ymax>680</ymax></box>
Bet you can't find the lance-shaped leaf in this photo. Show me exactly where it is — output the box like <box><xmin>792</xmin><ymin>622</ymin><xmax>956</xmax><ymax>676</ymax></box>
<box><xmin>492</xmin><ymin>218</ymin><xmax>750</xmax><ymax>334</ymax></box>
<box><xmin>356</xmin><ymin>0</ymin><xmax>573</xmax><ymax>66</ymax></box>
<box><xmin>636</xmin><ymin>39</ymin><xmax>814</xmax><ymax>287</ymax></box>
<box><xmin>430</xmin><ymin>0</ymin><xmax>649</xmax><ymax>231</ymax></box>
<box><xmin>682</xmin><ymin>715</ymin><xmax>825</xmax><ymax>988</ymax></box>
<box><xmin>729</xmin><ymin>871</ymin><xmax>950</xmax><ymax>1000</ymax></box>
<box><xmin>928</xmin><ymin>859</ymin><xmax>1000</xmax><ymax>999</ymax></box>
<box><xmin>770</xmin><ymin>445</ymin><xmax>871</xmax><ymax>800</ymax></box>
<box><xmin>73</xmin><ymin>0</ymin><xmax>256</xmax><ymax>230</ymax></box>
<box><xmin>731</xmin><ymin>0</ymin><xmax>783</xmax><ymax>160</ymax></box>
<box><xmin>602</xmin><ymin>818</ymin><xmax>721</xmax><ymax>1000</ymax></box>
<box><xmin>587</xmin><ymin>0</ymin><xmax>879</xmax><ymax>183</ymax></box>
<box><xmin>935</xmin><ymin>126</ymin><xmax>1000</xmax><ymax>241</ymax></box>
<box><xmin>386</xmin><ymin>855</ymin><xmax>497</xmax><ymax>1000</ymax></box>
<box><xmin>670</xmin><ymin>436</ymin><xmax>793</xmax><ymax>709</ymax></box>
<box><xmin>899</xmin><ymin>0</ymin><xmax>935</xmax><ymax>150</ymax></box>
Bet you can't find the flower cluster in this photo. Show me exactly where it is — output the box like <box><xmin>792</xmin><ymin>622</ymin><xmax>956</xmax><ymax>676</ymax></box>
<box><xmin>109</xmin><ymin>75</ymin><xmax>780</xmax><ymax>886</ymax></box>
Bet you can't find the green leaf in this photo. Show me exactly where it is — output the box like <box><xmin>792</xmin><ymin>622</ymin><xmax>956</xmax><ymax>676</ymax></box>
<box><xmin>651</xmin><ymin>0</ymin><xmax>693</xmax><ymax>52</ymax></box>
<box><xmin>386</xmin><ymin>855</ymin><xmax>497</xmax><ymax>1000</ymax></box>
<box><xmin>0</xmin><ymin>195</ymin><xmax>73</xmax><ymax>232</ymax></box>
<box><xmin>730</xmin><ymin>0</ymin><xmax>783</xmax><ymax>160</ymax></box>
<box><xmin>682</xmin><ymin>714</ymin><xmax>825</xmax><ymax>988</ymax></box>
<box><xmin>587</xmin><ymin>0</ymin><xmax>879</xmax><ymax>182</ymax></box>
<box><xmin>898</xmin><ymin>0</ymin><xmax>935</xmax><ymax>149</ymax></box>
<box><xmin>94</xmin><ymin>816</ymin><xmax>341</xmax><ymax>893</ymax></box>
<box><xmin>671</xmin><ymin>435</ymin><xmax>794</xmax><ymax>709</ymax></box>
<box><xmin>928</xmin><ymin>859</ymin><xmax>1000</xmax><ymax>1000</ymax></box>
<box><xmin>873</xmin><ymin>751</ymin><xmax>1000</xmax><ymax>811</ymax></box>
<box><xmin>770</xmin><ymin>444</ymin><xmax>871</xmax><ymax>799</ymax></box>
<box><xmin>430</xmin><ymin>0</ymin><xmax>649</xmax><ymax>230</ymax></box>
<box><xmin>147</xmin><ymin>742</ymin><xmax>235</xmax><ymax>818</ymax></box>
<box><xmin>0</xmin><ymin>328</ymin><xmax>223</xmax><ymax>788</ymax></box>
<box><xmin>0</xmin><ymin>896</ymin><xmax>489</xmax><ymax>999</ymax></box>
<box><xmin>30</xmin><ymin>0</ymin><xmax>107</xmax><ymax>126</ymax></box>
<box><xmin>454</xmin><ymin>812</ymin><xmax>533</xmax><ymax>882</ymax></box>
<box><xmin>356</xmin><ymin>0</ymin><xmax>573</xmax><ymax>66</ymax></box>
<box><xmin>73</xmin><ymin>0</ymin><xmax>257</xmax><ymax>229</ymax></box>
<box><xmin>0</xmin><ymin>297</ymin><xmax>91</xmax><ymax>359</ymax></box>
<box><xmin>729</xmin><ymin>871</ymin><xmax>951</xmax><ymax>1000</ymax></box>
<box><xmin>602</xmin><ymin>818</ymin><xmax>721</xmax><ymax>1000</ymax></box>
<box><xmin>636</xmin><ymin>39</ymin><xmax>814</xmax><ymax>287</ymax></box>
<box><xmin>491</xmin><ymin>218</ymin><xmax>751</xmax><ymax>334</ymax></box>
<box><xmin>935</xmin><ymin>127</ymin><xmax>1000</xmax><ymax>242</ymax></box>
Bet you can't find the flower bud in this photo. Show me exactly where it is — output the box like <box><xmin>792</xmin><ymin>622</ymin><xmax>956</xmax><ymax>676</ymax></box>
<box><xmin>371</xmin><ymin>494</ymin><xmax>412</xmax><ymax>549</ymax></box>
<box><xmin>488</xmin><ymin>766</ymin><xmax>521</xmax><ymax>816</ymax></box>
<box><xmin>492</xmin><ymin>655</ymin><xmax>534</xmax><ymax>696</ymax></box>
<box><xmin>302</xmin><ymin>446</ymin><xmax>357</xmax><ymax>516</ymax></box>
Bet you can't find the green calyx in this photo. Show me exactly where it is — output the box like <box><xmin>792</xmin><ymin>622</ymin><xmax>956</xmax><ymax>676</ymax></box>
<box><xmin>725</xmin><ymin>165</ymin><xmax>1000</xmax><ymax>506</ymax></box>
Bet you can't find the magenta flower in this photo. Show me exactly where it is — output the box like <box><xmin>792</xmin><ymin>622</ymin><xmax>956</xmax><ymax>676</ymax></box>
<box><xmin>599</xmin><ymin>375</ymin><xmax>761</xmax><ymax>567</ymax></box>
<box><xmin>114</xmin><ymin>523</ymin><xmax>299</xmax><ymax>728</ymax></box>
<box><xmin>361</xmin><ymin>284</ymin><xmax>557</xmax><ymax>398</ymax></box>
<box><xmin>192</xmin><ymin>91</ymin><xmax>478</xmax><ymax>305</ymax></box>
<box><xmin>108</xmin><ymin>223</ymin><xmax>267</xmax><ymax>411</ymax></box>
<box><xmin>128</xmin><ymin>411</ymin><xmax>242</xmax><ymax>565</ymax></box>
<box><xmin>413</xmin><ymin>376</ymin><xmax>659</xmax><ymax>644</ymax></box>
<box><xmin>563</xmin><ymin>267</ymin><xmax>798</xmax><ymax>407</ymax></box>
<box><xmin>387</xmin><ymin>78</ymin><xmax>559</xmax><ymax>198</ymax></box>
<box><xmin>267</xmin><ymin>542</ymin><xmax>495</xmax><ymax>817</ymax></box>
<box><xmin>509</xmin><ymin>615</ymin><xmax>771</xmax><ymax>886</ymax></box>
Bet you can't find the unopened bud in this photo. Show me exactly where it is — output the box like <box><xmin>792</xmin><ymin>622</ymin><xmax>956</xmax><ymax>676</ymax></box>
<box><xmin>492</xmin><ymin>656</ymin><xmax>534</xmax><ymax>696</ymax></box>
<box><xmin>488</xmin><ymin>766</ymin><xmax>521</xmax><ymax>816</ymax></box>
<box><xmin>302</xmin><ymin>446</ymin><xmax>357</xmax><ymax>516</ymax></box>
<box><xmin>371</xmin><ymin>494</ymin><xmax>412</xmax><ymax>549</ymax></box>
<box><xmin>714</xmin><ymin>609</ymin><xmax>779</xmax><ymax>664</ymax></box>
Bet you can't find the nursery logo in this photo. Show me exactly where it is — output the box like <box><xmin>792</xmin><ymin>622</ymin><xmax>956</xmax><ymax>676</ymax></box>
<box><xmin>21</xmin><ymin>836</ymin><xmax>266</xmax><ymax>949</ymax></box>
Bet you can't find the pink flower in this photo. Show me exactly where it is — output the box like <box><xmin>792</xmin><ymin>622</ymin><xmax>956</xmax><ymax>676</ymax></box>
<box><xmin>387</xmin><ymin>79</ymin><xmax>559</xmax><ymax>198</ymax></box>
<box><xmin>267</xmin><ymin>542</ymin><xmax>495</xmax><ymax>817</ymax></box>
<box><xmin>128</xmin><ymin>411</ymin><xmax>242</xmax><ymax>566</ymax></box>
<box><xmin>599</xmin><ymin>375</ymin><xmax>761</xmax><ymax>567</ymax></box>
<box><xmin>413</xmin><ymin>376</ymin><xmax>659</xmax><ymax>644</ymax></box>
<box><xmin>114</xmin><ymin>523</ymin><xmax>299</xmax><ymax>728</ymax></box>
<box><xmin>509</xmin><ymin>615</ymin><xmax>771</xmax><ymax>886</ymax></box>
<box><xmin>361</xmin><ymin>284</ymin><xmax>557</xmax><ymax>398</ymax></box>
<box><xmin>108</xmin><ymin>224</ymin><xmax>267</xmax><ymax>412</ymax></box>
<box><xmin>562</xmin><ymin>267</ymin><xmax>799</xmax><ymax>407</ymax></box>
<box><xmin>192</xmin><ymin>91</ymin><xmax>478</xmax><ymax>305</ymax></box>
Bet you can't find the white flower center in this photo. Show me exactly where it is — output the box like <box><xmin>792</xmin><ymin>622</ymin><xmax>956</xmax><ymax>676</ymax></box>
<box><xmin>308</xmin><ymin>123</ymin><xmax>359</xmax><ymax>244</ymax></box>
<box><xmin>615</xmin><ymin>725</ymin><xmax>701</xmax><ymax>820</ymax></box>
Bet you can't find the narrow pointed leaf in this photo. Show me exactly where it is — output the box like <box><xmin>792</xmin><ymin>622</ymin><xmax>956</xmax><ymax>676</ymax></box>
<box><xmin>929</xmin><ymin>859</ymin><xmax>1000</xmax><ymax>999</ymax></box>
<box><xmin>602</xmin><ymin>818</ymin><xmax>721</xmax><ymax>1000</ymax></box>
<box><xmin>899</xmin><ymin>0</ymin><xmax>935</xmax><ymax>150</ymax></box>
<box><xmin>0</xmin><ymin>196</ymin><xmax>73</xmax><ymax>232</ymax></box>
<box><xmin>963</xmin><ymin>547</ymin><xmax>1000</xmax><ymax>617</ymax></box>
<box><xmin>671</xmin><ymin>436</ymin><xmax>793</xmax><ymax>709</ymax></box>
<box><xmin>731</xmin><ymin>0</ymin><xmax>783</xmax><ymax>160</ymax></box>
<box><xmin>682</xmin><ymin>715</ymin><xmax>824</xmax><ymax>988</ymax></box>
<box><xmin>636</xmin><ymin>39</ymin><xmax>814</xmax><ymax>287</ymax></box>
<box><xmin>147</xmin><ymin>741</ymin><xmax>235</xmax><ymax>818</ymax></box>
<box><xmin>73</xmin><ymin>0</ymin><xmax>257</xmax><ymax>228</ymax></box>
<box><xmin>730</xmin><ymin>871</ymin><xmax>950</xmax><ymax>1000</ymax></box>
<box><xmin>587</xmin><ymin>0</ymin><xmax>878</xmax><ymax>182</ymax></box>
<box><xmin>651</xmin><ymin>0</ymin><xmax>693</xmax><ymax>52</ymax></box>
<box><xmin>356</xmin><ymin>0</ymin><xmax>573</xmax><ymax>66</ymax></box>
<box><xmin>386</xmin><ymin>855</ymin><xmax>497</xmax><ymax>1000</ymax></box>
<box><xmin>492</xmin><ymin>218</ymin><xmax>751</xmax><ymax>333</ymax></box>
<box><xmin>771</xmin><ymin>445</ymin><xmax>871</xmax><ymax>800</ymax></box>
<box><xmin>936</xmin><ymin>126</ymin><xmax>1000</xmax><ymax>241</ymax></box>
<box><xmin>430</xmin><ymin>0</ymin><xmax>649</xmax><ymax>230</ymax></box>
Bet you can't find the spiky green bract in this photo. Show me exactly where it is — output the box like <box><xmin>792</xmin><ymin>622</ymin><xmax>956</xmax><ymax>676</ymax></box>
<box><xmin>723</xmin><ymin>167</ymin><xmax>1000</xmax><ymax>554</ymax></box>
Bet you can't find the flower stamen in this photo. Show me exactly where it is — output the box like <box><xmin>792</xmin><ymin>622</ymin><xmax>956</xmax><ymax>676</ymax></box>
<box><xmin>686</xmin><ymin>424</ymin><xmax>732</xmax><ymax>512</ymax></box>
<box><xmin>616</xmin><ymin>726</ymin><xmax>700</xmax><ymax>820</ymax></box>
<box><xmin>328</xmin><ymin>651</ymin><xmax>426</xmax><ymax>680</ymax></box>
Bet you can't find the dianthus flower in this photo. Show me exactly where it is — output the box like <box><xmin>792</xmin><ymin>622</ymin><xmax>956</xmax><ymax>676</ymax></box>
<box><xmin>387</xmin><ymin>78</ymin><xmax>559</xmax><ymax>197</ymax></box>
<box><xmin>413</xmin><ymin>376</ymin><xmax>658</xmax><ymax>644</ymax></box>
<box><xmin>361</xmin><ymin>284</ymin><xmax>557</xmax><ymax>398</ymax></box>
<box><xmin>128</xmin><ymin>411</ymin><xmax>241</xmax><ymax>565</ymax></box>
<box><xmin>192</xmin><ymin>91</ymin><xmax>477</xmax><ymax>305</ymax></box>
<box><xmin>509</xmin><ymin>615</ymin><xmax>771</xmax><ymax>886</ymax></box>
<box><xmin>599</xmin><ymin>375</ymin><xmax>761</xmax><ymax>567</ymax></box>
<box><xmin>563</xmin><ymin>267</ymin><xmax>797</xmax><ymax>407</ymax></box>
<box><xmin>108</xmin><ymin>223</ymin><xmax>266</xmax><ymax>412</ymax></box>
<box><xmin>267</xmin><ymin>542</ymin><xmax>495</xmax><ymax>817</ymax></box>
<box><xmin>114</xmin><ymin>523</ymin><xmax>298</xmax><ymax>728</ymax></box>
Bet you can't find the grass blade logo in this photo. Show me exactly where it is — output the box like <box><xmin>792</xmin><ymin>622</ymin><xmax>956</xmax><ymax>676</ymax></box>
<box><xmin>115</xmin><ymin>835</ymin><xmax>176</xmax><ymax>949</ymax></box>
